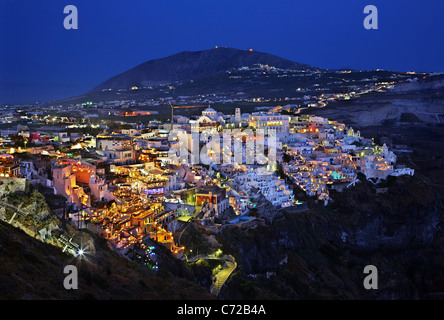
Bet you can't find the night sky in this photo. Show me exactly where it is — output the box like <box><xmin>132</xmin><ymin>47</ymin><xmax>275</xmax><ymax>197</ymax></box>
<box><xmin>1</xmin><ymin>0</ymin><xmax>443</xmax><ymax>104</ymax></box>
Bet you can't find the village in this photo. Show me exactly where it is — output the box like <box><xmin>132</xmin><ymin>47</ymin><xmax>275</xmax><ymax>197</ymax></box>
<box><xmin>0</xmin><ymin>105</ymin><xmax>414</xmax><ymax>266</ymax></box>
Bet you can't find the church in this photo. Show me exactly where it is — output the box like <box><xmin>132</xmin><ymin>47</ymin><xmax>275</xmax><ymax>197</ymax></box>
<box><xmin>196</xmin><ymin>107</ymin><xmax>226</xmax><ymax>125</ymax></box>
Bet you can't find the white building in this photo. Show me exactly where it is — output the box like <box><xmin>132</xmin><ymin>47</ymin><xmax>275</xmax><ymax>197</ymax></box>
<box><xmin>248</xmin><ymin>113</ymin><xmax>290</xmax><ymax>135</ymax></box>
<box><xmin>235</xmin><ymin>108</ymin><xmax>241</xmax><ymax>123</ymax></box>
<box><xmin>96</xmin><ymin>135</ymin><xmax>136</xmax><ymax>164</ymax></box>
<box><xmin>196</xmin><ymin>107</ymin><xmax>226</xmax><ymax>125</ymax></box>
<box><xmin>234</xmin><ymin>169</ymin><xmax>293</xmax><ymax>208</ymax></box>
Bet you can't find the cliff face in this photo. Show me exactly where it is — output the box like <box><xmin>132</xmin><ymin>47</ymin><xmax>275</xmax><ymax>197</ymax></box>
<box><xmin>216</xmin><ymin>176</ymin><xmax>444</xmax><ymax>299</ymax></box>
<box><xmin>392</xmin><ymin>74</ymin><xmax>444</xmax><ymax>94</ymax></box>
<box><xmin>331</xmin><ymin>176</ymin><xmax>441</xmax><ymax>251</ymax></box>
<box><xmin>349</xmin><ymin>203</ymin><xmax>439</xmax><ymax>251</ymax></box>
<box><xmin>303</xmin><ymin>74</ymin><xmax>444</xmax><ymax>127</ymax></box>
<box><xmin>305</xmin><ymin>98</ymin><xmax>444</xmax><ymax>127</ymax></box>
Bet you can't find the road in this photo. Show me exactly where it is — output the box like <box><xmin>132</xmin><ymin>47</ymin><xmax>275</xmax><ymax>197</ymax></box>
<box><xmin>210</xmin><ymin>258</ymin><xmax>237</xmax><ymax>296</ymax></box>
<box><xmin>187</xmin><ymin>254</ymin><xmax>237</xmax><ymax>296</ymax></box>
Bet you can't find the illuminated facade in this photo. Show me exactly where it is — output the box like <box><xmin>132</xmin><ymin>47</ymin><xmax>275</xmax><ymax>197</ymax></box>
<box><xmin>52</xmin><ymin>162</ymin><xmax>90</xmax><ymax>207</ymax></box>
<box><xmin>248</xmin><ymin>113</ymin><xmax>290</xmax><ymax>135</ymax></box>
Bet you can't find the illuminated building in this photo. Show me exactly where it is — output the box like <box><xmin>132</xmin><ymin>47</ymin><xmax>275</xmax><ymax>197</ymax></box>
<box><xmin>248</xmin><ymin>113</ymin><xmax>290</xmax><ymax>135</ymax></box>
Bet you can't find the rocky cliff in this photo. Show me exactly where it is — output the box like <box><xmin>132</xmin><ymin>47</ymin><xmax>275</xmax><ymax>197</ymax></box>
<box><xmin>215</xmin><ymin>175</ymin><xmax>444</xmax><ymax>299</ymax></box>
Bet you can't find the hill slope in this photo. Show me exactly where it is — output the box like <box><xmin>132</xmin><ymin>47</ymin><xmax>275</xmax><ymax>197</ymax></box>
<box><xmin>0</xmin><ymin>219</ymin><xmax>213</xmax><ymax>300</ymax></box>
<box><xmin>92</xmin><ymin>47</ymin><xmax>317</xmax><ymax>92</ymax></box>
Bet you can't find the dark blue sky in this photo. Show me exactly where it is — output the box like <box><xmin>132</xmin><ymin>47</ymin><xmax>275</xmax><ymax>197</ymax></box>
<box><xmin>1</xmin><ymin>0</ymin><xmax>443</xmax><ymax>104</ymax></box>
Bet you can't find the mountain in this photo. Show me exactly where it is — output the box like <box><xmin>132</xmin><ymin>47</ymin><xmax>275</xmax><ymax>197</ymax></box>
<box><xmin>92</xmin><ymin>47</ymin><xmax>317</xmax><ymax>92</ymax></box>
